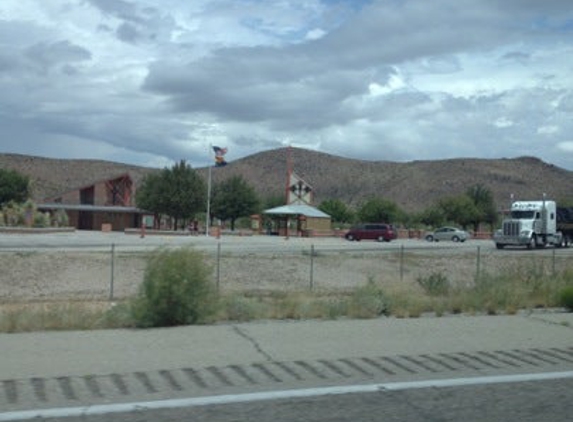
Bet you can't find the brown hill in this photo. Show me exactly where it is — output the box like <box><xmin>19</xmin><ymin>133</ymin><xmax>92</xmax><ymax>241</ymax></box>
<box><xmin>0</xmin><ymin>153</ymin><xmax>156</xmax><ymax>203</ymax></box>
<box><xmin>1</xmin><ymin>148</ymin><xmax>572</xmax><ymax>213</ymax></box>
<box><xmin>207</xmin><ymin>148</ymin><xmax>573</xmax><ymax>212</ymax></box>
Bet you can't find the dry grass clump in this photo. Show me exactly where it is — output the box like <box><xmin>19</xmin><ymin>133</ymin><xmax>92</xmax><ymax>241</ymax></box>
<box><xmin>2</xmin><ymin>265</ymin><xmax>573</xmax><ymax>333</ymax></box>
<box><xmin>0</xmin><ymin>301</ymin><xmax>129</xmax><ymax>333</ymax></box>
<box><xmin>217</xmin><ymin>285</ymin><xmax>388</xmax><ymax>323</ymax></box>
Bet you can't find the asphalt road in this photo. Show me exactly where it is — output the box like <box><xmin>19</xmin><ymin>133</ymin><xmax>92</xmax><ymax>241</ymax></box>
<box><xmin>2</xmin><ymin>313</ymin><xmax>573</xmax><ymax>421</ymax></box>
<box><xmin>1</xmin><ymin>229</ymin><xmax>569</xmax><ymax>256</ymax></box>
<box><xmin>9</xmin><ymin>376</ymin><xmax>573</xmax><ymax>422</ymax></box>
<box><xmin>0</xmin><ymin>229</ymin><xmax>479</xmax><ymax>251</ymax></box>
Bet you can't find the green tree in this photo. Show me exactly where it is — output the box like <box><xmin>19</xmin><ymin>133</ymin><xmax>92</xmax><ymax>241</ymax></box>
<box><xmin>261</xmin><ymin>193</ymin><xmax>285</xmax><ymax>210</ymax></box>
<box><xmin>211</xmin><ymin>175</ymin><xmax>260</xmax><ymax>230</ymax></box>
<box><xmin>0</xmin><ymin>169</ymin><xmax>30</xmax><ymax>206</ymax></box>
<box><xmin>136</xmin><ymin>171</ymin><xmax>165</xmax><ymax>227</ymax></box>
<box><xmin>136</xmin><ymin>160</ymin><xmax>206</xmax><ymax>229</ymax></box>
<box><xmin>318</xmin><ymin>199</ymin><xmax>354</xmax><ymax>223</ymax></box>
<box><xmin>415</xmin><ymin>205</ymin><xmax>446</xmax><ymax>228</ymax></box>
<box><xmin>438</xmin><ymin>195</ymin><xmax>479</xmax><ymax>229</ymax></box>
<box><xmin>357</xmin><ymin>198</ymin><xmax>403</xmax><ymax>223</ymax></box>
<box><xmin>556</xmin><ymin>197</ymin><xmax>573</xmax><ymax>207</ymax></box>
<box><xmin>465</xmin><ymin>184</ymin><xmax>498</xmax><ymax>231</ymax></box>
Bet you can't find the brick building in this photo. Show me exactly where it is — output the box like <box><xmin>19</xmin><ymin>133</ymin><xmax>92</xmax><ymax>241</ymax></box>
<box><xmin>38</xmin><ymin>173</ymin><xmax>147</xmax><ymax>231</ymax></box>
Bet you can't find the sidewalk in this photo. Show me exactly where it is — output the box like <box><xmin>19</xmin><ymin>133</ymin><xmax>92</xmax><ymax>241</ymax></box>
<box><xmin>2</xmin><ymin>312</ymin><xmax>573</xmax><ymax>380</ymax></box>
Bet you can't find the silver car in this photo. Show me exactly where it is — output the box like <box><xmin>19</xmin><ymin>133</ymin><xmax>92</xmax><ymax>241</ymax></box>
<box><xmin>425</xmin><ymin>226</ymin><xmax>469</xmax><ymax>242</ymax></box>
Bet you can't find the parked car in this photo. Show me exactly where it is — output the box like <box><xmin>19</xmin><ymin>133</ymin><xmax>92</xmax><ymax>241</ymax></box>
<box><xmin>425</xmin><ymin>226</ymin><xmax>469</xmax><ymax>242</ymax></box>
<box><xmin>345</xmin><ymin>223</ymin><xmax>397</xmax><ymax>242</ymax></box>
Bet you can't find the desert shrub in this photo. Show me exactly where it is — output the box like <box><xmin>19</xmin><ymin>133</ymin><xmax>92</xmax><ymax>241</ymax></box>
<box><xmin>347</xmin><ymin>280</ymin><xmax>389</xmax><ymax>318</ymax></box>
<box><xmin>0</xmin><ymin>200</ymin><xmax>52</xmax><ymax>227</ymax></box>
<box><xmin>221</xmin><ymin>295</ymin><xmax>265</xmax><ymax>321</ymax></box>
<box><xmin>321</xmin><ymin>297</ymin><xmax>348</xmax><ymax>320</ymax></box>
<box><xmin>101</xmin><ymin>302</ymin><xmax>136</xmax><ymax>328</ymax></box>
<box><xmin>559</xmin><ymin>286</ymin><xmax>573</xmax><ymax>312</ymax></box>
<box><xmin>466</xmin><ymin>272</ymin><xmax>519</xmax><ymax>314</ymax></box>
<box><xmin>53</xmin><ymin>209</ymin><xmax>69</xmax><ymax>227</ymax></box>
<box><xmin>268</xmin><ymin>292</ymin><xmax>310</xmax><ymax>319</ymax></box>
<box><xmin>380</xmin><ymin>283</ymin><xmax>434</xmax><ymax>318</ymax></box>
<box><xmin>2</xmin><ymin>202</ymin><xmax>23</xmax><ymax>226</ymax></box>
<box><xmin>34</xmin><ymin>212</ymin><xmax>51</xmax><ymax>227</ymax></box>
<box><xmin>417</xmin><ymin>272</ymin><xmax>450</xmax><ymax>296</ymax></box>
<box><xmin>131</xmin><ymin>248</ymin><xmax>218</xmax><ymax>327</ymax></box>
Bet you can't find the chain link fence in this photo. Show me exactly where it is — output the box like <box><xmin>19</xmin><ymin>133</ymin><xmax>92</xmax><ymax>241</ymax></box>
<box><xmin>2</xmin><ymin>242</ymin><xmax>573</xmax><ymax>302</ymax></box>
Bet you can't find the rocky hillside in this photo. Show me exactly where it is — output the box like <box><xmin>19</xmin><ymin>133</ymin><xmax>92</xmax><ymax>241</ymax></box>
<box><xmin>205</xmin><ymin>148</ymin><xmax>573</xmax><ymax>212</ymax></box>
<box><xmin>1</xmin><ymin>148</ymin><xmax>573</xmax><ymax>213</ymax></box>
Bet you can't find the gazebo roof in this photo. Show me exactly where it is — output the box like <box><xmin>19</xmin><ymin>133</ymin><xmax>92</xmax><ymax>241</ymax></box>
<box><xmin>264</xmin><ymin>204</ymin><xmax>330</xmax><ymax>218</ymax></box>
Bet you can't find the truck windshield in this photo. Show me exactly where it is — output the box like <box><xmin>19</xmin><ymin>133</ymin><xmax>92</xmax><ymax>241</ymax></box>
<box><xmin>511</xmin><ymin>210</ymin><xmax>535</xmax><ymax>219</ymax></box>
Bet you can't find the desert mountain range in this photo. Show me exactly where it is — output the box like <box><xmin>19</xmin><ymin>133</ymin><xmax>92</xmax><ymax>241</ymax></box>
<box><xmin>1</xmin><ymin>147</ymin><xmax>572</xmax><ymax>213</ymax></box>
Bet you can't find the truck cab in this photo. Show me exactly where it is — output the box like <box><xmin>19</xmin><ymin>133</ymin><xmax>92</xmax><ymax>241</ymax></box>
<box><xmin>493</xmin><ymin>200</ymin><xmax>562</xmax><ymax>249</ymax></box>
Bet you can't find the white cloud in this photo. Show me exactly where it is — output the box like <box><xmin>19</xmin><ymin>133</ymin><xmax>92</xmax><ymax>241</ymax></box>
<box><xmin>494</xmin><ymin>118</ymin><xmax>514</xmax><ymax>128</ymax></box>
<box><xmin>368</xmin><ymin>72</ymin><xmax>407</xmax><ymax>97</ymax></box>
<box><xmin>556</xmin><ymin>142</ymin><xmax>573</xmax><ymax>153</ymax></box>
<box><xmin>305</xmin><ymin>28</ymin><xmax>326</xmax><ymax>40</ymax></box>
<box><xmin>538</xmin><ymin>125</ymin><xmax>559</xmax><ymax>135</ymax></box>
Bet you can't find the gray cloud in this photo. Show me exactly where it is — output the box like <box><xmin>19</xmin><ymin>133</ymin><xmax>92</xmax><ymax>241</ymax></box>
<box><xmin>0</xmin><ymin>0</ymin><xmax>573</xmax><ymax>171</ymax></box>
<box><xmin>143</xmin><ymin>49</ymin><xmax>388</xmax><ymax>130</ymax></box>
<box><xmin>86</xmin><ymin>0</ymin><xmax>139</xmax><ymax>23</ymax></box>
<box><xmin>25</xmin><ymin>40</ymin><xmax>91</xmax><ymax>70</ymax></box>
<box><xmin>116</xmin><ymin>23</ymin><xmax>139</xmax><ymax>43</ymax></box>
<box><xmin>141</xmin><ymin>0</ymin><xmax>535</xmax><ymax>132</ymax></box>
<box><xmin>87</xmin><ymin>0</ymin><xmax>176</xmax><ymax>44</ymax></box>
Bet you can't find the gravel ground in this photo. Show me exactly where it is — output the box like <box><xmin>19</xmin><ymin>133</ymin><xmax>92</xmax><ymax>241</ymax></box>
<box><xmin>1</xmin><ymin>241</ymin><xmax>571</xmax><ymax>302</ymax></box>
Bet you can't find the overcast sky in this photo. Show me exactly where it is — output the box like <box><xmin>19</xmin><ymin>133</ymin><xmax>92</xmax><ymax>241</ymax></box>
<box><xmin>1</xmin><ymin>0</ymin><xmax>573</xmax><ymax>170</ymax></box>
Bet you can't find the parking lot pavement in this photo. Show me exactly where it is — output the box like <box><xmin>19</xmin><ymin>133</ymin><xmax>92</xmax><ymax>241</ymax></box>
<box><xmin>0</xmin><ymin>229</ymin><xmax>496</xmax><ymax>253</ymax></box>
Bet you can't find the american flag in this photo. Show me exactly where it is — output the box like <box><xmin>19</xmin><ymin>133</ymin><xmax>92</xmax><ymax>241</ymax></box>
<box><xmin>212</xmin><ymin>146</ymin><xmax>228</xmax><ymax>166</ymax></box>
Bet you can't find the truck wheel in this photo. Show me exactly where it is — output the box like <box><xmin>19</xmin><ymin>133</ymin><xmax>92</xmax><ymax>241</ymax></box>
<box><xmin>496</xmin><ymin>243</ymin><xmax>505</xmax><ymax>250</ymax></box>
<box><xmin>527</xmin><ymin>236</ymin><xmax>536</xmax><ymax>249</ymax></box>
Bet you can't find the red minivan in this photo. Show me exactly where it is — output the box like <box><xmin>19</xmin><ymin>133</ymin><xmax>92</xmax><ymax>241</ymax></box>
<box><xmin>344</xmin><ymin>223</ymin><xmax>397</xmax><ymax>242</ymax></box>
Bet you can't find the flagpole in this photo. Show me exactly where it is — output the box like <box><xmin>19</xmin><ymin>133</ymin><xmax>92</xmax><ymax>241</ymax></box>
<box><xmin>285</xmin><ymin>145</ymin><xmax>292</xmax><ymax>204</ymax></box>
<box><xmin>206</xmin><ymin>146</ymin><xmax>212</xmax><ymax>237</ymax></box>
<box><xmin>284</xmin><ymin>145</ymin><xmax>292</xmax><ymax>239</ymax></box>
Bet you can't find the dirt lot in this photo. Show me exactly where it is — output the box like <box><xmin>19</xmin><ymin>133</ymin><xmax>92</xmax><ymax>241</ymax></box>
<box><xmin>1</xmin><ymin>245</ymin><xmax>571</xmax><ymax>302</ymax></box>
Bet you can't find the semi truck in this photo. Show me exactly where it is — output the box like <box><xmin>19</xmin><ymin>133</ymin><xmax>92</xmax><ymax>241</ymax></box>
<box><xmin>493</xmin><ymin>199</ymin><xmax>573</xmax><ymax>249</ymax></box>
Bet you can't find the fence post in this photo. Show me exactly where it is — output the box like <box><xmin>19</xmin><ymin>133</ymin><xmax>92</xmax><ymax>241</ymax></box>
<box><xmin>552</xmin><ymin>248</ymin><xmax>556</xmax><ymax>277</ymax></box>
<box><xmin>475</xmin><ymin>245</ymin><xmax>481</xmax><ymax>282</ymax></box>
<box><xmin>216</xmin><ymin>241</ymin><xmax>221</xmax><ymax>292</ymax></box>
<box><xmin>400</xmin><ymin>244</ymin><xmax>404</xmax><ymax>282</ymax></box>
<box><xmin>310</xmin><ymin>244</ymin><xmax>315</xmax><ymax>291</ymax></box>
<box><xmin>109</xmin><ymin>243</ymin><xmax>115</xmax><ymax>301</ymax></box>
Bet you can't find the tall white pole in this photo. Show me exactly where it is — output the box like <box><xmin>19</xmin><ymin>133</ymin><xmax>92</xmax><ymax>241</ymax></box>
<box><xmin>206</xmin><ymin>148</ymin><xmax>212</xmax><ymax>237</ymax></box>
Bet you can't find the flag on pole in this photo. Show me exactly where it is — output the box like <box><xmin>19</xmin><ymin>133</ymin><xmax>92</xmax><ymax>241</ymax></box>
<box><xmin>213</xmin><ymin>146</ymin><xmax>228</xmax><ymax>166</ymax></box>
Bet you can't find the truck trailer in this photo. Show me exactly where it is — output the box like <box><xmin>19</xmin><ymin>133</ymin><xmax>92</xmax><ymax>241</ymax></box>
<box><xmin>493</xmin><ymin>200</ymin><xmax>573</xmax><ymax>249</ymax></box>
